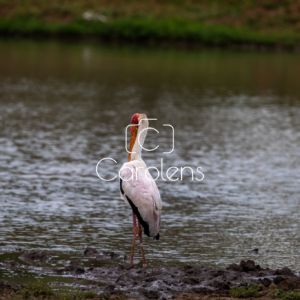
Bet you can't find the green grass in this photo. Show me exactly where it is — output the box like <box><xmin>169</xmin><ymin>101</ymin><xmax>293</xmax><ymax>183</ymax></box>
<box><xmin>10</xmin><ymin>280</ymin><xmax>100</xmax><ymax>300</ymax></box>
<box><xmin>0</xmin><ymin>16</ymin><xmax>299</xmax><ymax>47</ymax></box>
<box><xmin>230</xmin><ymin>283</ymin><xmax>261</xmax><ymax>298</ymax></box>
<box><xmin>21</xmin><ymin>280</ymin><xmax>54</xmax><ymax>298</ymax></box>
<box><xmin>1</xmin><ymin>0</ymin><xmax>300</xmax><ymax>47</ymax></box>
<box><xmin>274</xmin><ymin>290</ymin><xmax>300</xmax><ymax>300</ymax></box>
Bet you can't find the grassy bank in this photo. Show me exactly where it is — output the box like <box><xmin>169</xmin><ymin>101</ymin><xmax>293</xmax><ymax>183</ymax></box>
<box><xmin>2</xmin><ymin>279</ymin><xmax>300</xmax><ymax>300</ymax></box>
<box><xmin>1</xmin><ymin>0</ymin><xmax>300</xmax><ymax>48</ymax></box>
<box><xmin>1</xmin><ymin>17</ymin><xmax>300</xmax><ymax>48</ymax></box>
<box><xmin>0</xmin><ymin>280</ymin><xmax>100</xmax><ymax>300</ymax></box>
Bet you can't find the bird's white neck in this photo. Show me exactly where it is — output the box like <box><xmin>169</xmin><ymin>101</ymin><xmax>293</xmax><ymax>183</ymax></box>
<box><xmin>131</xmin><ymin>118</ymin><xmax>148</xmax><ymax>161</ymax></box>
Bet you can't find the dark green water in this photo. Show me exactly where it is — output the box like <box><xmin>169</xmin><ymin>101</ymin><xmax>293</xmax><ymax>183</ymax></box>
<box><xmin>0</xmin><ymin>40</ymin><xmax>300</xmax><ymax>278</ymax></box>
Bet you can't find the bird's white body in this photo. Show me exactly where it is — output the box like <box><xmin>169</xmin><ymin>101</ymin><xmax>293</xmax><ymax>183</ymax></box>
<box><xmin>120</xmin><ymin>159</ymin><xmax>162</xmax><ymax>238</ymax></box>
<box><xmin>119</xmin><ymin>115</ymin><xmax>162</xmax><ymax>240</ymax></box>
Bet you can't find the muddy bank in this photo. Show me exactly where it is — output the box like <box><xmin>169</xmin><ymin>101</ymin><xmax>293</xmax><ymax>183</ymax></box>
<box><xmin>1</xmin><ymin>248</ymin><xmax>300</xmax><ymax>299</ymax></box>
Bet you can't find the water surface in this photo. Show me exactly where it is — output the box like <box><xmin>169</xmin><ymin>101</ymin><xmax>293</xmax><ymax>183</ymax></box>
<box><xmin>0</xmin><ymin>40</ymin><xmax>300</xmax><ymax>270</ymax></box>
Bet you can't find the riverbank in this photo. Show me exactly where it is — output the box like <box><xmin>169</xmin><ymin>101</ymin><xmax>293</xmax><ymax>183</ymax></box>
<box><xmin>1</xmin><ymin>17</ymin><xmax>300</xmax><ymax>50</ymax></box>
<box><xmin>1</xmin><ymin>283</ymin><xmax>299</xmax><ymax>300</ymax></box>
<box><xmin>1</xmin><ymin>247</ymin><xmax>300</xmax><ymax>300</ymax></box>
<box><xmin>1</xmin><ymin>1</ymin><xmax>300</xmax><ymax>49</ymax></box>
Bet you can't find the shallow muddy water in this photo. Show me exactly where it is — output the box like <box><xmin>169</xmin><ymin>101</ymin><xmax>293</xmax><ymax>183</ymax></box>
<box><xmin>0</xmin><ymin>40</ymin><xmax>300</xmax><ymax>274</ymax></box>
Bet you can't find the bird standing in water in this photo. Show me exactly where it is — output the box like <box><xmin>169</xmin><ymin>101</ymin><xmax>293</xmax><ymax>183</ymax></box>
<box><xmin>119</xmin><ymin>113</ymin><xmax>162</xmax><ymax>268</ymax></box>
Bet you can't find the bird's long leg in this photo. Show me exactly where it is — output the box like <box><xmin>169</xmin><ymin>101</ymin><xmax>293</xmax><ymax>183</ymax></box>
<box><xmin>130</xmin><ymin>211</ymin><xmax>137</xmax><ymax>264</ymax></box>
<box><xmin>138</xmin><ymin>220</ymin><xmax>146</xmax><ymax>268</ymax></box>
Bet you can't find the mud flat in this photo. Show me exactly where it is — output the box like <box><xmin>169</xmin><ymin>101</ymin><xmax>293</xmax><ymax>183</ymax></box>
<box><xmin>1</xmin><ymin>247</ymin><xmax>300</xmax><ymax>300</ymax></box>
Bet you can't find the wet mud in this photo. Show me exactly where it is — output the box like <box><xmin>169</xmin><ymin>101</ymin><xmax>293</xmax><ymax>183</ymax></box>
<box><xmin>1</xmin><ymin>248</ymin><xmax>300</xmax><ymax>300</ymax></box>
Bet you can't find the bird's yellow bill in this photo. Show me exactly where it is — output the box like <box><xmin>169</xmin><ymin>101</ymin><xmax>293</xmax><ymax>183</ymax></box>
<box><xmin>128</xmin><ymin>125</ymin><xmax>138</xmax><ymax>161</ymax></box>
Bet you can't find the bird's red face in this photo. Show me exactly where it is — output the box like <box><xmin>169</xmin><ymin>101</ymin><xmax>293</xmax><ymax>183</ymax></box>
<box><xmin>128</xmin><ymin>113</ymin><xmax>141</xmax><ymax>161</ymax></box>
<box><xmin>131</xmin><ymin>113</ymin><xmax>140</xmax><ymax>126</ymax></box>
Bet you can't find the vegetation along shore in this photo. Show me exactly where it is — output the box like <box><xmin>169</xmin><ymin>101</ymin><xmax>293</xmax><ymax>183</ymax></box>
<box><xmin>1</xmin><ymin>1</ymin><xmax>300</xmax><ymax>49</ymax></box>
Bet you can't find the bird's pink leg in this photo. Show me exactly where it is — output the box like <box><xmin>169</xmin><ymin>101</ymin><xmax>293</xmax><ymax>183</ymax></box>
<box><xmin>138</xmin><ymin>220</ymin><xmax>146</xmax><ymax>268</ymax></box>
<box><xmin>130</xmin><ymin>211</ymin><xmax>137</xmax><ymax>264</ymax></box>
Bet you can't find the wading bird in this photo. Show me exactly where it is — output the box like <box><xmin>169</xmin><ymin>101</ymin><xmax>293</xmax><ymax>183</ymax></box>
<box><xmin>119</xmin><ymin>113</ymin><xmax>162</xmax><ymax>268</ymax></box>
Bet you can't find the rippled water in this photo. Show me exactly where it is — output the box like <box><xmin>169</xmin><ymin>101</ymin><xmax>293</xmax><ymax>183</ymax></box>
<box><xmin>0</xmin><ymin>39</ymin><xmax>300</xmax><ymax>270</ymax></box>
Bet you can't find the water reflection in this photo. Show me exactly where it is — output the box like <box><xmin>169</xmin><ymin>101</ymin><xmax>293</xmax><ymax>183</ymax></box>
<box><xmin>0</xmin><ymin>40</ymin><xmax>300</xmax><ymax>269</ymax></box>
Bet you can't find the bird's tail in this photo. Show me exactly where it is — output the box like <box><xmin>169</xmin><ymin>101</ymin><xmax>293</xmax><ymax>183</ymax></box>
<box><xmin>153</xmin><ymin>233</ymin><xmax>160</xmax><ymax>240</ymax></box>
